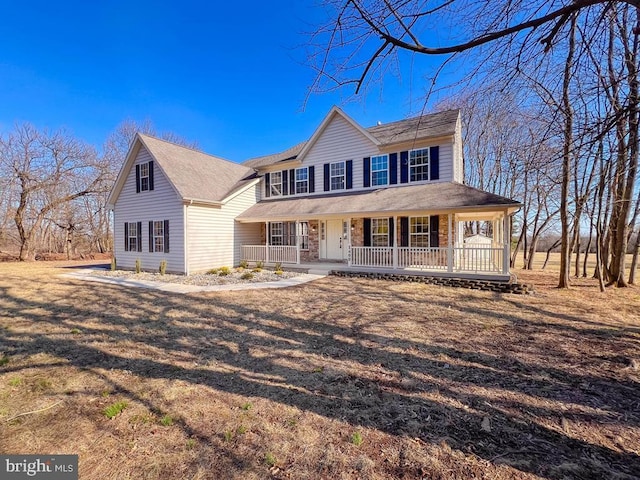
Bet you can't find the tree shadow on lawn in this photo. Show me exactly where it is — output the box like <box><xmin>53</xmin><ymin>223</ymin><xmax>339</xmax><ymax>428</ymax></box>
<box><xmin>1</xmin><ymin>278</ymin><xmax>639</xmax><ymax>479</ymax></box>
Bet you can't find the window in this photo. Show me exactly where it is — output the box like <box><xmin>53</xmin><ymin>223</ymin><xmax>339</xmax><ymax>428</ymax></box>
<box><xmin>298</xmin><ymin>222</ymin><xmax>309</xmax><ymax>250</ymax></box>
<box><xmin>270</xmin><ymin>222</ymin><xmax>284</xmax><ymax>245</ymax></box>
<box><xmin>409</xmin><ymin>148</ymin><xmax>430</xmax><ymax>182</ymax></box>
<box><xmin>295</xmin><ymin>168</ymin><xmax>308</xmax><ymax>194</ymax></box>
<box><xmin>330</xmin><ymin>161</ymin><xmax>345</xmax><ymax>190</ymax></box>
<box><xmin>269</xmin><ymin>221</ymin><xmax>308</xmax><ymax>248</ymax></box>
<box><xmin>140</xmin><ymin>162</ymin><xmax>150</xmax><ymax>191</ymax></box>
<box><xmin>371</xmin><ymin>155</ymin><xmax>388</xmax><ymax>186</ymax></box>
<box><xmin>153</xmin><ymin>221</ymin><xmax>164</xmax><ymax>252</ymax></box>
<box><xmin>127</xmin><ymin>222</ymin><xmax>138</xmax><ymax>251</ymax></box>
<box><xmin>410</xmin><ymin>216</ymin><xmax>430</xmax><ymax>247</ymax></box>
<box><xmin>371</xmin><ymin>218</ymin><xmax>389</xmax><ymax>247</ymax></box>
<box><xmin>270</xmin><ymin>171</ymin><xmax>282</xmax><ymax>196</ymax></box>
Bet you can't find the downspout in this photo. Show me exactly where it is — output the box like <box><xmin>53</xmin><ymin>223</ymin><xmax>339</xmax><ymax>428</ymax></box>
<box><xmin>184</xmin><ymin>200</ymin><xmax>193</xmax><ymax>275</ymax></box>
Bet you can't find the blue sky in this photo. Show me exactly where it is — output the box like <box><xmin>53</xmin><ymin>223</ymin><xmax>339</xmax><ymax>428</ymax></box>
<box><xmin>0</xmin><ymin>1</ymin><xmax>443</xmax><ymax>162</ymax></box>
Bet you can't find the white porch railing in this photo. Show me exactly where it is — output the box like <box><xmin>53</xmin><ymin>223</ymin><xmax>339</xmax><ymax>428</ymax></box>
<box><xmin>350</xmin><ymin>246</ymin><xmax>394</xmax><ymax>268</ymax></box>
<box><xmin>397</xmin><ymin>247</ymin><xmax>448</xmax><ymax>270</ymax></box>
<box><xmin>454</xmin><ymin>246</ymin><xmax>503</xmax><ymax>273</ymax></box>
<box><xmin>241</xmin><ymin>245</ymin><xmax>298</xmax><ymax>264</ymax></box>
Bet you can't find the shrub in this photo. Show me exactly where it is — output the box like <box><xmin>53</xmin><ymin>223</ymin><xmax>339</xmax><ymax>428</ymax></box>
<box><xmin>218</xmin><ymin>266</ymin><xmax>232</xmax><ymax>276</ymax></box>
<box><xmin>350</xmin><ymin>431</ymin><xmax>364</xmax><ymax>446</ymax></box>
<box><xmin>110</xmin><ymin>257</ymin><xmax>117</xmax><ymax>271</ymax></box>
<box><xmin>135</xmin><ymin>259</ymin><xmax>142</xmax><ymax>273</ymax></box>
<box><xmin>239</xmin><ymin>259</ymin><xmax>248</xmax><ymax>269</ymax></box>
<box><xmin>104</xmin><ymin>401</ymin><xmax>128</xmax><ymax>419</ymax></box>
<box><xmin>256</xmin><ymin>260</ymin><xmax>264</xmax><ymax>269</ymax></box>
<box><xmin>252</xmin><ymin>267</ymin><xmax>262</xmax><ymax>273</ymax></box>
<box><xmin>159</xmin><ymin>260</ymin><xmax>167</xmax><ymax>275</ymax></box>
<box><xmin>274</xmin><ymin>262</ymin><xmax>282</xmax><ymax>271</ymax></box>
<box><xmin>160</xmin><ymin>415</ymin><xmax>174</xmax><ymax>426</ymax></box>
<box><xmin>207</xmin><ymin>268</ymin><xmax>219</xmax><ymax>275</ymax></box>
<box><xmin>240</xmin><ymin>272</ymin><xmax>254</xmax><ymax>280</ymax></box>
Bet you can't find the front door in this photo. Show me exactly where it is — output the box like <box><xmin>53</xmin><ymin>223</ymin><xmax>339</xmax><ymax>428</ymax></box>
<box><xmin>325</xmin><ymin>219</ymin><xmax>347</xmax><ymax>260</ymax></box>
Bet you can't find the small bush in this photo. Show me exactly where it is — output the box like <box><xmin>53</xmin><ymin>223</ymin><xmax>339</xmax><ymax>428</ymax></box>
<box><xmin>207</xmin><ymin>268</ymin><xmax>219</xmax><ymax>275</ymax></box>
<box><xmin>241</xmin><ymin>272</ymin><xmax>254</xmax><ymax>280</ymax></box>
<box><xmin>256</xmin><ymin>260</ymin><xmax>264</xmax><ymax>269</ymax></box>
<box><xmin>239</xmin><ymin>259</ymin><xmax>248</xmax><ymax>269</ymax></box>
<box><xmin>104</xmin><ymin>401</ymin><xmax>128</xmax><ymax>419</ymax></box>
<box><xmin>110</xmin><ymin>257</ymin><xmax>117</xmax><ymax>271</ymax></box>
<box><xmin>160</xmin><ymin>415</ymin><xmax>174</xmax><ymax>426</ymax></box>
<box><xmin>265</xmin><ymin>452</ymin><xmax>277</xmax><ymax>467</ymax></box>
<box><xmin>218</xmin><ymin>266</ymin><xmax>232</xmax><ymax>276</ymax></box>
<box><xmin>350</xmin><ymin>431</ymin><xmax>364</xmax><ymax>446</ymax></box>
<box><xmin>159</xmin><ymin>260</ymin><xmax>167</xmax><ymax>275</ymax></box>
<box><xmin>274</xmin><ymin>262</ymin><xmax>282</xmax><ymax>271</ymax></box>
<box><xmin>135</xmin><ymin>259</ymin><xmax>142</xmax><ymax>274</ymax></box>
<box><xmin>252</xmin><ymin>267</ymin><xmax>262</xmax><ymax>273</ymax></box>
<box><xmin>8</xmin><ymin>377</ymin><xmax>22</xmax><ymax>387</ymax></box>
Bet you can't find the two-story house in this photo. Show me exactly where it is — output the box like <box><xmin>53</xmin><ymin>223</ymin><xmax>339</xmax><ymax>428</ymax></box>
<box><xmin>107</xmin><ymin>107</ymin><xmax>520</xmax><ymax>279</ymax></box>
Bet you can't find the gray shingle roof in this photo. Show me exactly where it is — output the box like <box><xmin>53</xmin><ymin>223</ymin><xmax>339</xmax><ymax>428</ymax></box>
<box><xmin>242</xmin><ymin>109</ymin><xmax>459</xmax><ymax>169</ymax></box>
<box><xmin>236</xmin><ymin>182</ymin><xmax>520</xmax><ymax>221</ymax></box>
<box><xmin>138</xmin><ymin>134</ymin><xmax>256</xmax><ymax>203</ymax></box>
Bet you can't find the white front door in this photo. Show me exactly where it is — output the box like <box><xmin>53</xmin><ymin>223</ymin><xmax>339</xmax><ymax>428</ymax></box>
<box><xmin>325</xmin><ymin>219</ymin><xmax>347</xmax><ymax>260</ymax></box>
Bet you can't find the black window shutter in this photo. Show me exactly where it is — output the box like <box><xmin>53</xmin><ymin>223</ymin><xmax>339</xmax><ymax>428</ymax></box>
<box><xmin>430</xmin><ymin>216</ymin><xmax>440</xmax><ymax>247</ymax></box>
<box><xmin>265</xmin><ymin>173</ymin><xmax>271</xmax><ymax>198</ymax></box>
<box><xmin>430</xmin><ymin>146</ymin><xmax>439</xmax><ymax>180</ymax></box>
<box><xmin>289</xmin><ymin>169</ymin><xmax>295</xmax><ymax>194</ymax></box>
<box><xmin>400</xmin><ymin>151</ymin><xmax>409</xmax><ymax>183</ymax></box>
<box><xmin>148</xmin><ymin>161</ymin><xmax>155</xmax><ymax>190</ymax></box>
<box><xmin>283</xmin><ymin>222</ymin><xmax>289</xmax><ymax>246</ymax></box>
<box><xmin>346</xmin><ymin>160</ymin><xmax>353</xmax><ymax>189</ymax></box>
<box><xmin>363</xmin><ymin>218</ymin><xmax>371</xmax><ymax>247</ymax></box>
<box><xmin>309</xmin><ymin>166</ymin><xmax>315</xmax><ymax>193</ymax></box>
<box><xmin>390</xmin><ymin>153</ymin><xmax>398</xmax><ymax>184</ymax></box>
<box><xmin>388</xmin><ymin>217</ymin><xmax>394</xmax><ymax>246</ymax></box>
<box><xmin>363</xmin><ymin>157</ymin><xmax>371</xmax><ymax>187</ymax></box>
<box><xmin>136</xmin><ymin>221</ymin><xmax>142</xmax><ymax>252</ymax></box>
<box><xmin>282</xmin><ymin>170</ymin><xmax>288</xmax><ymax>195</ymax></box>
<box><xmin>135</xmin><ymin>165</ymin><xmax>141</xmax><ymax>193</ymax></box>
<box><xmin>400</xmin><ymin>217</ymin><xmax>409</xmax><ymax>247</ymax></box>
<box><xmin>164</xmin><ymin>220</ymin><xmax>170</xmax><ymax>253</ymax></box>
<box><xmin>323</xmin><ymin>163</ymin><xmax>330</xmax><ymax>191</ymax></box>
<box><xmin>124</xmin><ymin>223</ymin><xmax>129</xmax><ymax>251</ymax></box>
<box><xmin>149</xmin><ymin>221</ymin><xmax>153</xmax><ymax>252</ymax></box>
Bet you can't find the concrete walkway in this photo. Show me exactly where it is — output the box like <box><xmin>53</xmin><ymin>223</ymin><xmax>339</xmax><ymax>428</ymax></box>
<box><xmin>61</xmin><ymin>269</ymin><xmax>327</xmax><ymax>293</ymax></box>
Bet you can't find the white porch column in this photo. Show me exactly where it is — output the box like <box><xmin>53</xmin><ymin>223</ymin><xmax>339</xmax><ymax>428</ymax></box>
<box><xmin>265</xmin><ymin>222</ymin><xmax>270</xmax><ymax>264</ymax></box>
<box><xmin>447</xmin><ymin>213</ymin><xmax>453</xmax><ymax>273</ymax></box>
<box><xmin>393</xmin><ymin>215</ymin><xmax>398</xmax><ymax>269</ymax></box>
<box><xmin>346</xmin><ymin>218</ymin><xmax>351</xmax><ymax>264</ymax></box>
<box><xmin>295</xmin><ymin>220</ymin><xmax>301</xmax><ymax>264</ymax></box>
<box><xmin>502</xmin><ymin>212</ymin><xmax>510</xmax><ymax>274</ymax></box>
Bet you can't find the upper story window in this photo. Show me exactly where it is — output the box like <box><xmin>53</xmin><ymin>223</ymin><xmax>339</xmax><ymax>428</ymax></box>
<box><xmin>270</xmin><ymin>171</ymin><xmax>282</xmax><ymax>196</ymax></box>
<box><xmin>410</xmin><ymin>216</ymin><xmax>430</xmax><ymax>247</ymax></box>
<box><xmin>140</xmin><ymin>162</ymin><xmax>150</xmax><ymax>191</ymax></box>
<box><xmin>409</xmin><ymin>148</ymin><xmax>430</xmax><ymax>182</ymax></box>
<box><xmin>371</xmin><ymin>155</ymin><xmax>388</xmax><ymax>186</ymax></box>
<box><xmin>371</xmin><ymin>218</ymin><xmax>390</xmax><ymax>247</ymax></box>
<box><xmin>295</xmin><ymin>168</ymin><xmax>308</xmax><ymax>194</ymax></box>
<box><xmin>330</xmin><ymin>161</ymin><xmax>345</xmax><ymax>190</ymax></box>
<box><xmin>152</xmin><ymin>221</ymin><xmax>164</xmax><ymax>252</ymax></box>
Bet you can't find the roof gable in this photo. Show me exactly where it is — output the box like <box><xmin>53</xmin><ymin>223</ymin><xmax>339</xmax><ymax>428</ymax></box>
<box><xmin>108</xmin><ymin>134</ymin><xmax>255</xmax><ymax>206</ymax></box>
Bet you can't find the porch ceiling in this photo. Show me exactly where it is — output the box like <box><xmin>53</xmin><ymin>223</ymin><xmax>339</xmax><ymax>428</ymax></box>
<box><xmin>236</xmin><ymin>182</ymin><xmax>520</xmax><ymax>222</ymax></box>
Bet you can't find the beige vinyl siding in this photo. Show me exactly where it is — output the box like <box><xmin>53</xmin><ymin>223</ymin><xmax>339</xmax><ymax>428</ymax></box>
<box><xmin>113</xmin><ymin>146</ymin><xmax>185</xmax><ymax>274</ymax></box>
<box><xmin>187</xmin><ymin>184</ymin><xmax>259</xmax><ymax>273</ymax></box>
<box><xmin>453</xmin><ymin>116</ymin><xmax>464</xmax><ymax>183</ymax></box>
<box><xmin>261</xmin><ymin>113</ymin><xmax>457</xmax><ymax>198</ymax></box>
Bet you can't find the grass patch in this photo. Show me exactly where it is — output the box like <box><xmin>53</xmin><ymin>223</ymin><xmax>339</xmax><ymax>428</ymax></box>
<box><xmin>160</xmin><ymin>415</ymin><xmax>174</xmax><ymax>426</ymax></box>
<box><xmin>0</xmin><ymin>355</ymin><xmax>9</xmax><ymax>366</ymax></box>
<box><xmin>103</xmin><ymin>401</ymin><xmax>128</xmax><ymax>419</ymax></box>
<box><xmin>264</xmin><ymin>452</ymin><xmax>277</xmax><ymax>467</ymax></box>
<box><xmin>70</xmin><ymin>328</ymin><xmax>81</xmax><ymax>334</ymax></box>
<box><xmin>240</xmin><ymin>402</ymin><xmax>252</xmax><ymax>411</ymax></box>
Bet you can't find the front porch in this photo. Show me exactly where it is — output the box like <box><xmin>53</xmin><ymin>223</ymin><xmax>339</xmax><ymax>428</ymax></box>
<box><xmin>240</xmin><ymin>211</ymin><xmax>512</xmax><ymax>279</ymax></box>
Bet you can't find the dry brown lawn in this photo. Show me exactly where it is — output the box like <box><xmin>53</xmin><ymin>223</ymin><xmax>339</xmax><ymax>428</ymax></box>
<box><xmin>0</xmin><ymin>260</ymin><xmax>639</xmax><ymax>479</ymax></box>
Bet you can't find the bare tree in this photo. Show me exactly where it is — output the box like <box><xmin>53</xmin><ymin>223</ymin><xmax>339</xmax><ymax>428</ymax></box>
<box><xmin>0</xmin><ymin>124</ymin><xmax>107</xmax><ymax>261</ymax></box>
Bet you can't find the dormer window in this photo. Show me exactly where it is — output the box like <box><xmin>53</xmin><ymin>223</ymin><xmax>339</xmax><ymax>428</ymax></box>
<box><xmin>270</xmin><ymin>171</ymin><xmax>282</xmax><ymax>196</ymax></box>
<box><xmin>409</xmin><ymin>148</ymin><xmax>430</xmax><ymax>182</ymax></box>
